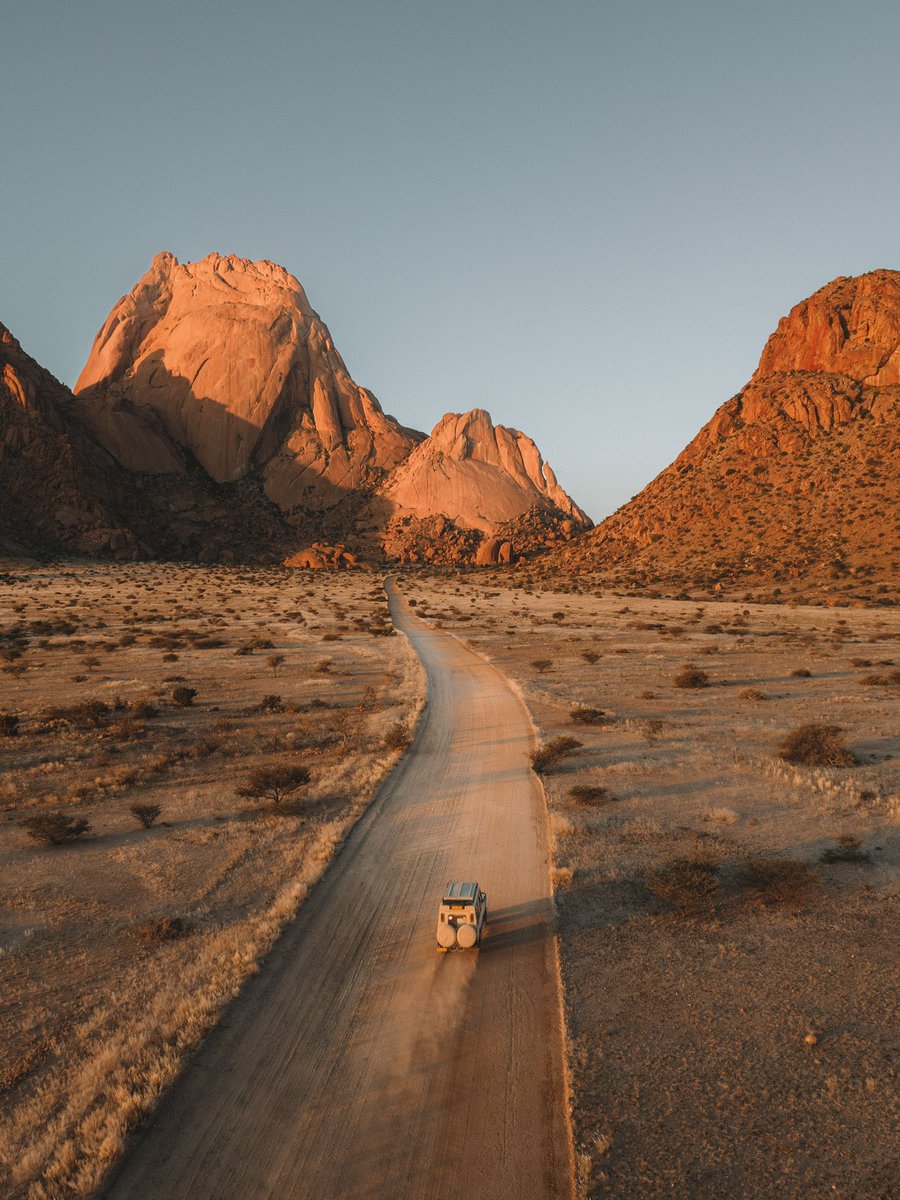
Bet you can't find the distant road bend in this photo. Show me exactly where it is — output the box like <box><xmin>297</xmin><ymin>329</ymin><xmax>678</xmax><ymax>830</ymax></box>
<box><xmin>104</xmin><ymin>579</ymin><xmax>573</xmax><ymax>1200</ymax></box>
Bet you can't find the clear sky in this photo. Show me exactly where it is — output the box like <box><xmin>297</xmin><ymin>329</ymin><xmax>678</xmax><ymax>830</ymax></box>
<box><xmin>2</xmin><ymin>0</ymin><xmax>898</xmax><ymax>520</ymax></box>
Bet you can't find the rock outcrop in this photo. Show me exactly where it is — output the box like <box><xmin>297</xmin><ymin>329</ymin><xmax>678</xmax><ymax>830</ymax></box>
<box><xmin>545</xmin><ymin>270</ymin><xmax>900</xmax><ymax>602</ymax></box>
<box><xmin>755</xmin><ymin>270</ymin><xmax>900</xmax><ymax>385</ymax></box>
<box><xmin>284</xmin><ymin>543</ymin><xmax>366</xmax><ymax>570</ymax></box>
<box><xmin>381</xmin><ymin>408</ymin><xmax>589</xmax><ymax>533</ymax></box>
<box><xmin>75</xmin><ymin>252</ymin><xmax>423</xmax><ymax>516</ymax></box>
<box><xmin>1</xmin><ymin>322</ymin><xmax>299</xmax><ymax>563</ymax></box>
<box><xmin>0</xmin><ymin>324</ymin><xmax>140</xmax><ymax>558</ymax></box>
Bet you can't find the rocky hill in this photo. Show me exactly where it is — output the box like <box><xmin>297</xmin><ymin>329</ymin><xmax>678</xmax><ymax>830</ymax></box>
<box><xmin>72</xmin><ymin>251</ymin><xmax>588</xmax><ymax>562</ymax></box>
<box><xmin>383</xmin><ymin>408</ymin><xmax>586</xmax><ymax>531</ymax></box>
<box><xmin>378</xmin><ymin>408</ymin><xmax>590</xmax><ymax>563</ymax></box>
<box><xmin>1</xmin><ymin>322</ymin><xmax>298</xmax><ymax>563</ymax></box>
<box><xmin>0</xmin><ymin>324</ymin><xmax>140</xmax><ymax>558</ymax></box>
<box><xmin>543</xmin><ymin>270</ymin><xmax>899</xmax><ymax>602</ymax></box>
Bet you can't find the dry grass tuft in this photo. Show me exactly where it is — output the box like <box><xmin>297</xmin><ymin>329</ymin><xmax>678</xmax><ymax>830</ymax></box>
<box><xmin>382</xmin><ymin>721</ymin><xmax>411</xmax><ymax>752</ymax></box>
<box><xmin>702</xmin><ymin>806</ymin><xmax>737</xmax><ymax>824</ymax></box>
<box><xmin>132</xmin><ymin>916</ymin><xmax>195</xmax><ymax>942</ymax></box>
<box><xmin>819</xmin><ymin>835</ymin><xmax>871</xmax><ymax>864</ymax></box>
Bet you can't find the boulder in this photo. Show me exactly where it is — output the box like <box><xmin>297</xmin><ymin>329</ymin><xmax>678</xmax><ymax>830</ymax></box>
<box><xmin>475</xmin><ymin>537</ymin><xmax>502</xmax><ymax>565</ymax></box>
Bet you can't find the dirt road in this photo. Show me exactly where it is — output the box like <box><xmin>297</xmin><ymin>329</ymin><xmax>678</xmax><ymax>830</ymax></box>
<box><xmin>103</xmin><ymin>581</ymin><xmax>572</xmax><ymax>1200</ymax></box>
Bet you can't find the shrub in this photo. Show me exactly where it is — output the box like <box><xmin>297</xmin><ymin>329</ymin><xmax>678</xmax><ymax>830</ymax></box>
<box><xmin>129</xmin><ymin>700</ymin><xmax>159</xmax><ymax>719</ymax></box>
<box><xmin>23</xmin><ymin>812</ymin><xmax>91</xmax><ymax>845</ymax></box>
<box><xmin>259</xmin><ymin>694</ymin><xmax>284</xmax><ymax>712</ymax></box>
<box><xmin>673</xmin><ymin>664</ymin><xmax>710</xmax><ymax>689</ymax></box>
<box><xmin>1</xmin><ymin>714</ymin><xmax>19</xmax><ymax>737</ymax></box>
<box><xmin>130</xmin><ymin>803</ymin><xmax>162</xmax><ymax>829</ymax></box>
<box><xmin>739</xmin><ymin>687</ymin><xmax>765</xmax><ymax>701</ymax></box>
<box><xmin>237</xmin><ymin>764</ymin><xmax>311</xmax><ymax>805</ymax></box>
<box><xmin>383</xmin><ymin>722</ymin><xmax>410</xmax><ymax>752</ymax></box>
<box><xmin>645</xmin><ymin>856</ymin><xmax>719</xmax><ymax>912</ymax></box>
<box><xmin>778</xmin><ymin>723</ymin><xmax>857</xmax><ymax>767</ymax></box>
<box><xmin>570</xmin><ymin>707</ymin><xmax>609</xmax><ymax>726</ymax></box>
<box><xmin>171</xmin><ymin>686</ymin><xmax>197</xmax><ymax>708</ymax></box>
<box><xmin>643</xmin><ymin>719</ymin><xmax>664</xmax><ymax>743</ymax></box>
<box><xmin>790</xmin><ymin>668</ymin><xmax>812</xmax><ymax>678</ymax></box>
<box><xmin>861</xmin><ymin>670</ymin><xmax>900</xmax><ymax>687</ymax></box>
<box><xmin>581</xmin><ymin>650</ymin><xmax>600</xmax><ymax>664</ymax></box>
<box><xmin>530</xmin><ymin>735</ymin><xmax>583</xmax><ymax>774</ymax></box>
<box><xmin>236</xmin><ymin>637</ymin><xmax>274</xmax><ymax>656</ymax></box>
<box><xmin>108</xmin><ymin>718</ymin><xmax>146</xmax><ymax>742</ymax></box>
<box><xmin>737</xmin><ymin>856</ymin><xmax>818</xmax><ymax>905</ymax></box>
<box><xmin>531</xmin><ymin>659</ymin><xmax>553</xmax><ymax>674</ymax></box>
<box><xmin>819</xmin><ymin>835</ymin><xmax>871</xmax><ymax>864</ymax></box>
<box><xmin>569</xmin><ymin>784</ymin><xmax>617</xmax><ymax>805</ymax></box>
<box><xmin>132</xmin><ymin>916</ymin><xmax>194</xmax><ymax>941</ymax></box>
<box><xmin>78</xmin><ymin>699</ymin><xmax>111</xmax><ymax>725</ymax></box>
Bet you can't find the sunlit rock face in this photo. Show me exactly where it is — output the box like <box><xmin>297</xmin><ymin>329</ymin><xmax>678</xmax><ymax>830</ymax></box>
<box><xmin>73</xmin><ymin>252</ymin><xmax>591</xmax><ymax>561</ymax></box>
<box><xmin>75</xmin><ymin>251</ymin><xmax>422</xmax><ymax>511</ymax></box>
<box><xmin>754</xmin><ymin>270</ymin><xmax>900</xmax><ymax>386</ymax></box>
<box><xmin>382</xmin><ymin>408</ymin><xmax>590</xmax><ymax>533</ymax></box>
<box><xmin>545</xmin><ymin>270</ymin><xmax>900</xmax><ymax>598</ymax></box>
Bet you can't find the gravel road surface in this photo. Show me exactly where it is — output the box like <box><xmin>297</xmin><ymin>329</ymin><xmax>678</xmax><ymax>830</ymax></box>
<box><xmin>103</xmin><ymin>580</ymin><xmax>572</xmax><ymax>1200</ymax></box>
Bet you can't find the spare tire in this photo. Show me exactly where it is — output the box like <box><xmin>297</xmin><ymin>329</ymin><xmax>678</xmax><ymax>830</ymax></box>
<box><xmin>437</xmin><ymin>923</ymin><xmax>457</xmax><ymax>949</ymax></box>
<box><xmin>457</xmin><ymin>923</ymin><xmax>477</xmax><ymax>949</ymax></box>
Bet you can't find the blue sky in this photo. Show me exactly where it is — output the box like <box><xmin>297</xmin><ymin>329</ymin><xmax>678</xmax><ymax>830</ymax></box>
<box><xmin>2</xmin><ymin>0</ymin><xmax>898</xmax><ymax>520</ymax></box>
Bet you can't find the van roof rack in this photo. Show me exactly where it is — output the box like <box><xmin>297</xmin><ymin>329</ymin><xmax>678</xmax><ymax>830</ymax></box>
<box><xmin>443</xmin><ymin>881</ymin><xmax>479</xmax><ymax>903</ymax></box>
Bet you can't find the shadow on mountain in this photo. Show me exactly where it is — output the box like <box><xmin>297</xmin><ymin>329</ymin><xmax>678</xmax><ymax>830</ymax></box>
<box><xmin>71</xmin><ymin>351</ymin><xmax>398</xmax><ymax>563</ymax></box>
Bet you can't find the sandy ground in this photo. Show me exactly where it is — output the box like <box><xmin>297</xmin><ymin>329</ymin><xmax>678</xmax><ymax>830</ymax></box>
<box><xmin>0</xmin><ymin>564</ymin><xmax>422</xmax><ymax>1198</ymax></box>
<box><xmin>403</xmin><ymin>575</ymin><xmax>898</xmax><ymax>1200</ymax></box>
<box><xmin>100</xmin><ymin>580</ymin><xmax>571</xmax><ymax>1200</ymax></box>
<box><xmin>4</xmin><ymin>562</ymin><xmax>897</xmax><ymax>1200</ymax></box>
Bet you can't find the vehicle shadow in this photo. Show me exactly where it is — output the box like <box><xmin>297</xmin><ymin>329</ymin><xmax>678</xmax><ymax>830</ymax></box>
<box><xmin>480</xmin><ymin>897</ymin><xmax>555</xmax><ymax>954</ymax></box>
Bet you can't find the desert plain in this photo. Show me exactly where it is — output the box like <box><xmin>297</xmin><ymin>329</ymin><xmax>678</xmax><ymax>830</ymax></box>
<box><xmin>0</xmin><ymin>562</ymin><xmax>897</xmax><ymax>1200</ymax></box>
<box><xmin>0</xmin><ymin>563</ymin><xmax>423</xmax><ymax>1198</ymax></box>
<box><xmin>398</xmin><ymin>572</ymin><xmax>898</xmax><ymax>1199</ymax></box>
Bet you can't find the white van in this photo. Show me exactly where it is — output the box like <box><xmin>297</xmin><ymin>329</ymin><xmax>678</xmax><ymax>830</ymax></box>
<box><xmin>436</xmin><ymin>881</ymin><xmax>488</xmax><ymax>950</ymax></box>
